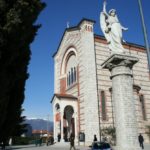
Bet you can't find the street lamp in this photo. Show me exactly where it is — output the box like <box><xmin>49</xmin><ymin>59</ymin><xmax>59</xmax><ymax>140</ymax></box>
<box><xmin>47</xmin><ymin>114</ymin><xmax>50</xmax><ymax>137</ymax></box>
<box><xmin>137</xmin><ymin>0</ymin><xmax>150</xmax><ymax>72</ymax></box>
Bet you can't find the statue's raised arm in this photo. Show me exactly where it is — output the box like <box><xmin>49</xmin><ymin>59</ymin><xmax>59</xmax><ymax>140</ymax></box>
<box><xmin>100</xmin><ymin>1</ymin><xmax>111</xmax><ymax>44</ymax></box>
<box><xmin>103</xmin><ymin>1</ymin><xmax>108</xmax><ymax>16</ymax></box>
<box><xmin>100</xmin><ymin>0</ymin><xmax>128</xmax><ymax>54</ymax></box>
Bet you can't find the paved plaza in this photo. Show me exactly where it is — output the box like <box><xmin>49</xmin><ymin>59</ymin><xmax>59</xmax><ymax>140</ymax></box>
<box><xmin>1</xmin><ymin>142</ymin><xmax>150</xmax><ymax>150</ymax></box>
<box><xmin>1</xmin><ymin>143</ymin><xmax>89</xmax><ymax>150</ymax></box>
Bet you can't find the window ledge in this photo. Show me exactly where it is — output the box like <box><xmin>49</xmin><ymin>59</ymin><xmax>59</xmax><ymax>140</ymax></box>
<box><xmin>66</xmin><ymin>82</ymin><xmax>78</xmax><ymax>91</ymax></box>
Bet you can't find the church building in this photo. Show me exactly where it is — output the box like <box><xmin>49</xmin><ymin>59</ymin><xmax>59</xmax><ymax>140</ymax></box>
<box><xmin>51</xmin><ymin>18</ymin><xmax>150</xmax><ymax>145</ymax></box>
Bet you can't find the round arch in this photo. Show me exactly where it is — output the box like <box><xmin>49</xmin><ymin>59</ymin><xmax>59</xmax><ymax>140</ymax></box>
<box><xmin>60</xmin><ymin>46</ymin><xmax>77</xmax><ymax>75</ymax></box>
<box><xmin>63</xmin><ymin>105</ymin><xmax>75</xmax><ymax>141</ymax></box>
<box><xmin>55</xmin><ymin>103</ymin><xmax>60</xmax><ymax>112</ymax></box>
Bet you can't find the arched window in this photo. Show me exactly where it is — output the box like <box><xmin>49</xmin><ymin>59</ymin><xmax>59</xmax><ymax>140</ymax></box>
<box><xmin>101</xmin><ymin>91</ymin><xmax>107</xmax><ymax>121</ymax></box>
<box><xmin>69</xmin><ymin>71</ymin><xmax>71</xmax><ymax>86</ymax></box>
<box><xmin>55</xmin><ymin>103</ymin><xmax>60</xmax><ymax>111</ymax></box>
<box><xmin>65</xmin><ymin>50</ymin><xmax>77</xmax><ymax>88</ymax></box>
<box><xmin>74</xmin><ymin>67</ymin><xmax>76</xmax><ymax>82</ymax></box>
<box><xmin>71</xmin><ymin>68</ymin><xmax>73</xmax><ymax>84</ymax></box>
<box><xmin>67</xmin><ymin>74</ymin><xmax>69</xmax><ymax>86</ymax></box>
<box><xmin>139</xmin><ymin>94</ymin><xmax>146</xmax><ymax>120</ymax></box>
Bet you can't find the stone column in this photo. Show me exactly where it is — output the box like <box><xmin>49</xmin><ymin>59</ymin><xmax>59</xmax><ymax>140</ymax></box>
<box><xmin>60</xmin><ymin>110</ymin><xmax>64</xmax><ymax>142</ymax></box>
<box><xmin>73</xmin><ymin>112</ymin><xmax>78</xmax><ymax>143</ymax></box>
<box><xmin>53</xmin><ymin>112</ymin><xmax>56</xmax><ymax>142</ymax></box>
<box><xmin>102</xmin><ymin>54</ymin><xmax>140</xmax><ymax>150</ymax></box>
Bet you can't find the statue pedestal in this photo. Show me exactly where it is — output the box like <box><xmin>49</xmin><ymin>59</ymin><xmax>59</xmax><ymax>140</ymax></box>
<box><xmin>102</xmin><ymin>54</ymin><xmax>140</xmax><ymax>150</ymax></box>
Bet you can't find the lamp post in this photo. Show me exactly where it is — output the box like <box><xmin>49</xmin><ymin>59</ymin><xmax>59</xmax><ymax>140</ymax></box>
<box><xmin>137</xmin><ymin>0</ymin><xmax>150</xmax><ymax>72</ymax></box>
<box><xmin>47</xmin><ymin>114</ymin><xmax>50</xmax><ymax>137</ymax></box>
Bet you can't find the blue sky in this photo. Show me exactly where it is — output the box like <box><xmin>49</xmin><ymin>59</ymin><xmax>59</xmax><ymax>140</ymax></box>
<box><xmin>23</xmin><ymin>0</ymin><xmax>150</xmax><ymax>121</ymax></box>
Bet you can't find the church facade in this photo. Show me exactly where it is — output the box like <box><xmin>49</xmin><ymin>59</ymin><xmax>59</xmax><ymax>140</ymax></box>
<box><xmin>51</xmin><ymin>18</ymin><xmax>150</xmax><ymax>145</ymax></box>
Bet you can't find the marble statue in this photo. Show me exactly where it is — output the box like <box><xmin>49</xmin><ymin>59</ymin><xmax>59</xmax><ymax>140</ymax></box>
<box><xmin>100</xmin><ymin>1</ymin><xmax>128</xmax><ymax>53</ymax></box>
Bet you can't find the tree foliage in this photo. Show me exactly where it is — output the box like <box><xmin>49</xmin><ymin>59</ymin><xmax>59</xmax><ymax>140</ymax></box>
<box><xmin>146</xmin><ymin>125</ymin><xmax>150</xmax><ymax>141</ymax></box>
<box><xmin>101</xmin><ymin>126</ymin><xmax>116</xmax><ymax>145</ymax></box>
<box><xmin>0</xmin><ymin>0</ymin><xmax>45</xmax><ymax>143</ymax></box>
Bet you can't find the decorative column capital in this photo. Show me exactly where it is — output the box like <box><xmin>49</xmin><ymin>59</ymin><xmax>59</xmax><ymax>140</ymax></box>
<box><xmin>101</xmin><ymin>54</ymin><xmax>139</xmax><ymax>70</ymax></box>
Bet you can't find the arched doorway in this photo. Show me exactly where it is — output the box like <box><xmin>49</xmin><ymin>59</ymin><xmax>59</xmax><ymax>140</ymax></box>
<box><xmin>52</xmin><ymin>94</ymin><xmax>78</xmax><ymax>142</ymax></box>
<box><xmin>63</xmin><ymin>105</ymin><xmax>75</xmax><ymax>141</ymax></box>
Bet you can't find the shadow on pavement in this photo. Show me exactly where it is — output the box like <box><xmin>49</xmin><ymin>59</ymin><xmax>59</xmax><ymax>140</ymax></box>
<box><xmin>0</xmin><ymin>145</ymin><xmax>36</xmax><ymax>150</ymax></box>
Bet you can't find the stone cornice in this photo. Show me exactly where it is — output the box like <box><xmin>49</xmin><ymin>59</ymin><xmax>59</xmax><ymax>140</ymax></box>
<box><xmin>101</xmin><ymin>54</ymin><xmax>139</xmax><ymax>70</ymax></box>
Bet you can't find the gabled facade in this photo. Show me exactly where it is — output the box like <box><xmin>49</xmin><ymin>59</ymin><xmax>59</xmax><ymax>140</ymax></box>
<box><xmin>51</xmin><ymin>19</ymin><xmax>150</xmax><ymax>145</ymax></box>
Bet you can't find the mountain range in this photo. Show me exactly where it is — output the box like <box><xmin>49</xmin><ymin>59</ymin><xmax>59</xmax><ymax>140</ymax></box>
<box><xmin>25</xmin><ymin>118</ymin><xmax>53</xmax><ymax>132</ymax></box>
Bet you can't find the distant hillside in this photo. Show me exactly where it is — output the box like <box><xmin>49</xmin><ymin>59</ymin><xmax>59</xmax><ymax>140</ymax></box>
<box><xmin>25</xmin><ymin>118</ymin><xmax>53</xmax><ymax>132</ymax></box>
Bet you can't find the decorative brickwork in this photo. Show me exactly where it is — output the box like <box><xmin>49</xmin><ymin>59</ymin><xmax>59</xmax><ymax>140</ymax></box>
<box><xmin>60</xmin><ymin>78</ymin><xmax>66</xmax><ymax>94</ymax></box>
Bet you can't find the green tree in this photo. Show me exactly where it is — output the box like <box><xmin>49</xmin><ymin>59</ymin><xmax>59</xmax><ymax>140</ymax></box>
<box><xmin>101</xmin><ymin>126</ymin><xmax>116</xmax><ymax>145</ymax></box>
<box><xmin>0</xmin><ymin>0</ymin><xmax>45</xmax><ymax>144</ymax></box>
<box><xmin>146</xmin><ymin>125</ymin><xmax>150</xmax><ymax>142</ymax></box>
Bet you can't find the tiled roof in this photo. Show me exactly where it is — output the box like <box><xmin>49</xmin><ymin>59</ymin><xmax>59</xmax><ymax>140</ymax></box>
<box><xmin>51</xmin><ymin>93</ymin><xmax>77</xmax><ymax>103</ymax></box>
